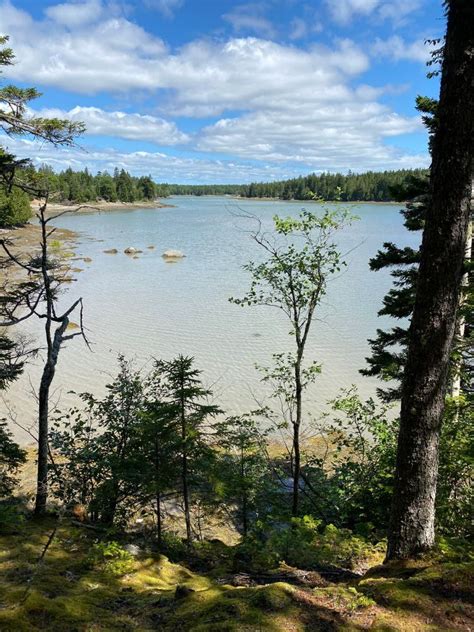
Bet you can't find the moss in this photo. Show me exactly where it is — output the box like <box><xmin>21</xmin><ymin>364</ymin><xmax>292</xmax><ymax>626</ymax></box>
<box><xmin>315</xmin><ymin>585</ymin><xmax>375</xmax><ymax>611</ymax></box>
<box><xmin>126</xmin><ymin>555</ymin><xmax>212</xmax><ymax>592</ymax></box>
<box><xmin>168</xmin><ymin>583</ymin><xmax>297</xmax><ymax>631</ymax></box>
<box><xmin>1</xmin><ymin>518</ymin><xmax>473</xmax><ymax>631</ymax></box>
<box><xmin>250</xmin><ymin>583</ymin><xmax>294</xmax><ymax>610</ymax></box>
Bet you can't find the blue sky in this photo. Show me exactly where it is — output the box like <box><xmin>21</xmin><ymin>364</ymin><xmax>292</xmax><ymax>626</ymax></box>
<box><xmin>0</xmin><ymin>0</ymin><xmax>443</xmax><ymax>183</ymax></box>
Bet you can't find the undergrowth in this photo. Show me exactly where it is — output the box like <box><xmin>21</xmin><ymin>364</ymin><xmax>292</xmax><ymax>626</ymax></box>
<box><xmin>0</xmin><ymin>512</ymin><xmax>472</xmax><ymax>631</ymax></box>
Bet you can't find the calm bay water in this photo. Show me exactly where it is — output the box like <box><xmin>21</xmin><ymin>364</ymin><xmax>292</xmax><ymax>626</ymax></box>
<box><xmin>4</xmin><ymin>197</ymin><xmax>418</xmax><ymax>443</ymax></box>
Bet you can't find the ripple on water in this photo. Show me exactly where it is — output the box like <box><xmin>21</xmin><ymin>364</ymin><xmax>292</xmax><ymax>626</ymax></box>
<box><xmin>4</xmin><ymin>198</ymin><xmax>414</xmax><ymax>442</ymax></box>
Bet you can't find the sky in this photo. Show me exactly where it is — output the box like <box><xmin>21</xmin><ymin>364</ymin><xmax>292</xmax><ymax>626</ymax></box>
<box><xmin>0</xmin><ymin>0</ymin><xmax>444</xmax><ymax>184</ymax></box>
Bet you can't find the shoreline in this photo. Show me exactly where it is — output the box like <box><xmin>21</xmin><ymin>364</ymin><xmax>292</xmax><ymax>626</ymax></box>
<box><xmin>229</xmin><ymin>196</ymin><xmax>401</xmax><ymax>205</ymax></box>
<box><xmin>169</xmin><ymin>194</ymin><xmax>401</xmax><ymax>205</ymax></box>
<box><xmin>30</xmin><ymin>199</ymin><xmax>174</xmax><ymax>216</ymax></box>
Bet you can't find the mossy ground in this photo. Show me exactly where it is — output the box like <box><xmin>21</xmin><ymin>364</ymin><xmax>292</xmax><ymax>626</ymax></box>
<box><xmin>0</xmin><ymin>518</ymin><xmax>472</xmax><ymax>631</ymax></box>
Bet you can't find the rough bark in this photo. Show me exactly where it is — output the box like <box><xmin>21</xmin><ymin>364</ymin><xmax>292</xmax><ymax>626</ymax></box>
<box><xmin>34</xmin><ymin>319</ymin><xmax>68</xmax><ymax>515</ymax></box>
<box><xmin>387</xmin><ymin>0</ymin><xmax>474</xmax><ymax>560</ymax></box>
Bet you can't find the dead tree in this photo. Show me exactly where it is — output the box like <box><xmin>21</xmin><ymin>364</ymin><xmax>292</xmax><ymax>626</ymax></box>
<box><xmin>1</xmin><ymin>196</ymin><xmax>89</xmax><ymax>515</ymax></box>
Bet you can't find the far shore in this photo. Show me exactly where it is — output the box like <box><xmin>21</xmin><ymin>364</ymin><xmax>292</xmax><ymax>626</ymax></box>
<box><xmin>167</xmin><ymin>194</ymin><xmax>402</xmax><ymax>205</ymax></box>
<box><xmin>30</xmin><ymin>198</ymin><xmax>174</xmax><ymax>216</ymax></box>
<box><xmin>229</xmin><ymin>196</ymin><xmax>401</xmax><ymax>205</ymax></box>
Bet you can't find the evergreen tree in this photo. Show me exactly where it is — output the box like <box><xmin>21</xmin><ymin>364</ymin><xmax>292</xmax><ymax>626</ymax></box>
<box><xmin>215</xmin><ymin>413</ymin><xmax>270</xmax><ymax>536</ymax></box>
<box><xmin>157</xmin><ymin>356</ymin><xmax>221</xmax><ymax>543</ymax></box>
<box><xmin>387</xmin><ymin>0</ymin><xmax>474</xmax><ymax>560</ymax></box>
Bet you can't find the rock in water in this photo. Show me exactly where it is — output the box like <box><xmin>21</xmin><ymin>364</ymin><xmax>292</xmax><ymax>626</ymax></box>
<box><xmin>124</xmin><ymin>247</ymin><xmax>143</xmax><ymax>254</ymax></box>
<box><xmin>162</xmin><ymin>249</ymin><xmax>185</xmax><ymax>259</ymax></box>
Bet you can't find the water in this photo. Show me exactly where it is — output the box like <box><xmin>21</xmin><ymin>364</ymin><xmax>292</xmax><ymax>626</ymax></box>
<box><xmin>3</xmin><ymin>197</ymin><xmax>418</xmax><ymax>443</ymax></box>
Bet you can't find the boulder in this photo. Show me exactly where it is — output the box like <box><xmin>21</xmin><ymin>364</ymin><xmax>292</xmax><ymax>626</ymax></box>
<box><xmin>124</xmin><ymin>544</ymin><xmax>142</xmax><ymax>557</ymax></box>
<box><xmin>124</xmin><ymin>247</ymin><xmax>143</xmax><ymax>254</ymax></box>
<box><xmin>162</xmin><ymin>249</ymin><xmax>185</xmax><ymax>259</ymax></box>
<box><xmin>104</xmin><ymin>248</ymin><xmax>118</xmax><ymax>254</ymax></box>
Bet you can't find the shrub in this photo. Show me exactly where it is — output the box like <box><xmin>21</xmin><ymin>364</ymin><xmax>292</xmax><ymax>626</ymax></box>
<box><xmin>87</xmin><ymin>541</ymin><xmax>135</xmax><ymax>576</ymax></box>
<box><xmin>0</xmin><ymin>186</ymin><xmax>32</xmax><ymax>227</ymax></box>
<box><xmin>0</xmin><ymin>420</ymin><xmax>27</xmax><ymax>498</ymax></box>
<box><xmin>236</xmin><ymin>516</ymin><xmax>384</xmax><ymax>573</ymax></box>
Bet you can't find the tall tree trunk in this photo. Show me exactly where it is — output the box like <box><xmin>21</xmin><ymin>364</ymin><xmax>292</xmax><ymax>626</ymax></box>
<box><xmin>387</xmin><ymin>0</ymin><xmax>474</xmax><ymax>560</ymax></box>
<box><xmin>292</xmin><ymin>354</ymin><xmax>303</xmax><ymax>516</ymax></box>
<box><xmin>451</xmin><ymin>181</ymin><xmax>473</xmax><ymax>398</ymax></box>
<box><xmin>156</xmin><ymin>492</ymin><xmax>162</xmax><ymax>547</ymax></box>
<box><xmin>154</xmin><ymin>439</ymin><xmax>163</xmax><ymax>547</ymax></box>
<box><xmin>34</xmin><ymin>319</ymin><xmax>68</xmax><ymax>515</ymax></box>
<box><xmin>241</xmin><ymin>449</ymin><xmax>248</xmax><ymax>536</ymax></box>
<box><xmin>180</xmin><ymin>389</ymin><xmax>192</xmax><ymax>543</ymax></box>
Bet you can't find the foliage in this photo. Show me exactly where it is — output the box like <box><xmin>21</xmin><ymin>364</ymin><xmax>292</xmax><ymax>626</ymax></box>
<box><xmin>360</xmin><ymin>171</ymin><xmax>428</xmax><ymax>400</ymax></box>
<box><xmin>231</xmin><ymin>208</ymin><xmax>351</xmax><ymax>516</ymax></box>
<box><xmin>87</xmin><ymin>541</ymin><xmax>135</xmax><ymax>576</ymax></box>
<box><xmin>0</xmin><ymin>35</ymin><xmax>84</xmax><ymax>204</ymax></box>
<box><xmin>214</xmin><ymin>413</ymin><xmax>271</xmax><ymax>535</ymax></box>
<box><xmin>0</xmin><ymin>500</ymin><xmax>25</xmax><ymax>534</ymax></box>
<box><xmin>0</xmin><ymin>36</ymin><xmax>84</xmax><ymax>148</ymax></box>
<box><xmin>0</xmin><ymin>181</ymin><xmax>31</xmax><ymax>226</ymax></box>
<box><xmin>155</xmin><ymin>355</ymin><xmax>221</xmax><ymax>542</ymax></box>
<box><xmin>302</xmin><ymin>389</ymin><xmax>473</xmax><ymax>540</ymax></box>
<box><xmin>362</xmin><ymin>92</ymin><xmax>472</xmax><ymax>402</ymax></box>
<box><xmin>0</xmin><ymin>420</ymin><xmax>26</xmax><ymax>497</ymax></box>
<box><xmin>25</xmin><ymin>163</ymin><xmax>168</xmax><ymax>203</ymax></box>
<box><xmin>436</xmin><ymin>396</ymin><xmax>474</xmax><ymax>538</ymax></box>
<box><xmin>167</xmin><ymin>168</ymin><xmax>428</xmax><ymax>202</ymax></box>
<box><xmin>236</xmin><ymin>516</ymin><xmax>385</xmax><ymax>573</ymax></box>
<box><xmin>308</xmin><ymin>389</ymin><xmax>397</xmax><ymax>533</ymax></box>
<box><xmin>0</xmin><ymin>334</ymin><xmax>26</xmax><ymax>390</ymax></box>
<box><xmin>50</xmin><ymin>356</ymin><xmax>146</xmax><ymax>525</ymax></box>
<box><xmin>49</xmin><ymin>356</ymin><xmax>223</xmax><ymax>539</ymax></box>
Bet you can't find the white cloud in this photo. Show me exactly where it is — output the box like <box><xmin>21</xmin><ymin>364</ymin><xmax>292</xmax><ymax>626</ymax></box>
<box><xmin>144</xmin><ymin>0</ymin><xmax>184</xmax><ymax>18</ymax></box>
<box><xmin>371</xmin><ymin>35</ymin><xmax>434</xmax><ymax>63</ymax></box>
<box><xmin>0</xmin><ymin>135</ymin><xmax>308</xmax><ymax>184</ymax></box>
<box><xmin>198</xmin><ymin>105</ymin><xmax>423</xmax><ymax>170</ymax></box>
<box><xmin>327</xmin><ymin>0</ymin><xmax>379</xmax><ymax>25</ymax></box>
<box><xmin>326</xmin><ymin>0</ymin><xmax>423</xmax><ymax>25</ymax></box>
<box><xmin>223</xmin><ymin>3</ymin><xmax>276</xmax><ymax>38</ymax></box>
<box><xmin>0</xmin><ymin>1</ymin><xmax>428</xmax><ymax>176</ymax></box>
<box><xmin>288</xmin><ymin>17</ymin><xmax>323</xmax><ymax>41</ymax></box>
<box><xmin>44</xmin><ymin>0</ymin><xmax>103</xmax><ymax>28</ymax></box>
<box><xmin>33</xmin><ymin>106</ymin><xmax>189</xmax><ymax>145</ymax></box>
<box><xmin>153</xmin><ymin>37</ymin><xmax>370</xmax><ymax>118</ymax></box>
<box><xmin>0</xmin><ymin>1</ymin><xmax>167</xmax><ymax>93</ymax></box>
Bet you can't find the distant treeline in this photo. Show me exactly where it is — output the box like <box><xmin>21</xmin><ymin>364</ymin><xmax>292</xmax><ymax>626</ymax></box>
<box><xmin>14</xmin><ymin>165</ymin><xmax>428</xmax><ymax>207</ymax></box>
<box><xmin>26</xmin><ymin>164</ymin><xmax>171</xmax><ymax>203</ymax></box>
<box><xmin>167</xmin><ymin>168</ymin><xmax>428</xmax><ymax>201</ymax></box>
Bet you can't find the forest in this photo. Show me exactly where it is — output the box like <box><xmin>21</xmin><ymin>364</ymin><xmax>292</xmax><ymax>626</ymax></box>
<box><xmin>0</xmin><ymin>163</ymin><xmax>428</xmax><ymax>229</ymax></box>
<box><xmin>167</xmin><ymin>168</ymin><xmax>428</xmax><ymax>201</ymax></box>
<box><xmin>0</xmin><ymin>1</ymin><xmax>473</xmax><ymax>631</ymax></box>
